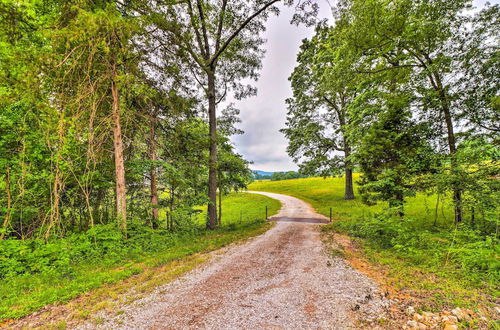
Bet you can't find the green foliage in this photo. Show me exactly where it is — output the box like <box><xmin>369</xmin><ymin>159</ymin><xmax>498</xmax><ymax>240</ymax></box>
<box><xmin>269</xmin><ymin>171</ymin><xmax>310</xmax><ymax>181</ymax></box>
<box><xmin>0</xmin><ymin>192</ymin><xmax>279</xmax><ymax>320</ymax></box>
<box><xmin>288</xmin><ymin>0</ymin><xmax>500</xmax><ymax>224</ymax></box>
<box><xmin>333</xmin><ymin>216</ymin><xmax>499</xmax><ymax>282</ymax></box>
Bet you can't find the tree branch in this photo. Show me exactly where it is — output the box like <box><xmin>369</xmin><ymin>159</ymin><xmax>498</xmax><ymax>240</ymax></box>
<box><xmin>196</xmin><ymin>0</ymin><xmax>211</xmax><ymax>60</ymax></box>
<box><xmin>209</xmin><ymin>0</ymin><xmax>281</xmax><ymax>67</ymax></box>
<box><xmin>186</xmin><ymin>0</ymin><xmax>208</xmax><ymax>59</ymax></box>
<box><xmin>215</xmin><ymin>0</ymin><xmax>228</xmax><ymax>53</ymax></box>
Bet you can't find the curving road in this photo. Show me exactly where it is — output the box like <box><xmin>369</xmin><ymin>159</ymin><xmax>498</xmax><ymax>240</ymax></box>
<box><xmin>81</xmin><ymin>191</ymin><xmax>389</xmax><ymax>329</ymax></box>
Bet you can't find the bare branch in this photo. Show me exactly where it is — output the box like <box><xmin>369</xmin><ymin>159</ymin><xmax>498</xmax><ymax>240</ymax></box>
<box><xmin>209</xmin><ymin>0</ymin><xmax>281</xmax><ymax>67</ymax></box>
<box><xmin>196</xmin><ymin>0</ymin><xmax>211</xmax><ymax>60</ymax></box>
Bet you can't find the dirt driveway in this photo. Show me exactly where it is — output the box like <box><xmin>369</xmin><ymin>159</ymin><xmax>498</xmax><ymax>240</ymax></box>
<box><xmin>80</xmin><ymin>191</ymin><xmax>390</xmax><ymax>329</ymax></box>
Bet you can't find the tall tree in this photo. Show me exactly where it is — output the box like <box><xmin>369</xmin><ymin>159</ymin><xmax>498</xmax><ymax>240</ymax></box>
<box><xmin>47</xmin><ymin>1</ymin><xmax>143</xmax><ymax>231</ymax></box>
<box><xmin>283</xmin><ymin>25</ymin><xmax>356</xmax><ymax>199</ymax></box>
<box><xmin>143</xmin><ymin>0</ymin><xmax>290</xmax><ymax>228</ymax></box>
<box><xmin>330</xmin><ymin>0</ymin><xmax>478</xmax><ymax>222</ymax></box>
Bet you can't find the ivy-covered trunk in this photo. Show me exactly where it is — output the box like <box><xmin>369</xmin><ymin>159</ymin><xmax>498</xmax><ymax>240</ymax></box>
<box><xmin>111</xmin><ymin>67</ymin><xmax>127</xmax><ymax>231</ymax></box>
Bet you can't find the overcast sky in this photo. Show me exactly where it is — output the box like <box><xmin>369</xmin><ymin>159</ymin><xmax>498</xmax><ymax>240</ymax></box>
<box><xmin>230</xmin><ymin>0</ymin><xmax>496</xmax><ymax>172</ymax></box>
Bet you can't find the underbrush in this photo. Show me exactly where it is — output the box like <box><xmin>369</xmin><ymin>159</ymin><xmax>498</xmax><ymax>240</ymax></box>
<box><xmin>0</xmin><ymin>192</ymin><xmax>280</xmax><ymax>321</ymax></box>
<box><xmin>332</xmin><ymin>215</ymin><xmax>499</xmax><ymax>286</ymax></box>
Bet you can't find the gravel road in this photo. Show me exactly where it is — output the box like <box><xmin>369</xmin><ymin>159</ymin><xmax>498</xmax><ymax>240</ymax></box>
<box><xmin>82</xmin><ymin>191</ymin><xmax>390</xmax><ymax>329</ymax></box>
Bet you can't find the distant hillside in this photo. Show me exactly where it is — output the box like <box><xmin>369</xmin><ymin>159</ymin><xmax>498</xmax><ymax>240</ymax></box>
<box><xmin>252</xmin><ymin>170</ymin><xmax>310</xmax><ymax>181</ymax></box>
<box><xmin>252</xmin><ymin>170</ymin><xmax>274</xmax><ymax>177</ymax></box>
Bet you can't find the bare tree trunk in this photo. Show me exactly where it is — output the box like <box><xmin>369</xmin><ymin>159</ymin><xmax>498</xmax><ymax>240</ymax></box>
<box><xmin>439</xmin><ymin>88</ymin><xmax>462</xmax><ymax>224</ymax></box>
<box><xmin>343</xmin><ymin>141</ymin><xmax>355</xmax><ymax>200</ymax></box>
<box><xmin>0</xmin><ymin>167</ymin><xmax>12</xmax><ymax>239</ymax></box>
<box><xmin>149</xmin><ymin>118</ymin><xmax>159</xmax><ymax>229</ymax></box>
<box><xmin>207</xmin><ymin>70</ymin><xmax>218</xmax><ymax>229</ymax></box>
<box><xmin>218</xmin><ymin>189</ymin><xmax>222</xmax><ymax>225</ymax></box>
<box><xmin>111</xmin><ymin>68</ymin><xmax>127</xmax><ymax>231</ymax></box>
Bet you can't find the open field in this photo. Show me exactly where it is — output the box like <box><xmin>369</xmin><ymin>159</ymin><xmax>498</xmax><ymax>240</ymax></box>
<box><xmin>250</xmin><ymin>174</ymin><xmax>455</xmax><ymax>226</ymax></box>
<box><xmin>0</xmin><ymin>193</ymin><xmax>280</xmax><ymax>322</ymax></box>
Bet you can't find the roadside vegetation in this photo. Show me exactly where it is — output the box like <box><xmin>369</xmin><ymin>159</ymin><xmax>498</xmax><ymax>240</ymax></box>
<box><xmin>276</xmin><ymin>0</ymin><xmax>499</xmax><ymax>316</ymax></box>
<box><xmin>0</xmin><ymin>193</ymin><xmax>280</xmax><ymax>321</ymax></box>
<box><xmin>250</xmin><ymin>177</ymin><xmax>499</xmax><ymax>311</ymax></box>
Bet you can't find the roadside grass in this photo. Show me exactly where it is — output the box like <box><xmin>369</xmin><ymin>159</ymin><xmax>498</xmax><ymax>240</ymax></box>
<box><xmin>249</xmin><ymin>174</ymin><xmax>454</xmax><ymax>224</ymax></box>
<box><xmin>249</xmin><ymin>177</ymin><xmax>499</xmax><ymax>312</ymax></box>
<box><xmin>194</xmin><ymin>192</ymin><xmax>281</xmax><ymax>226</ymax></box>
<box><xmin>0</xmin><ymin>192</ymin><xmax>280</xmax><ymax>323</ymax></box>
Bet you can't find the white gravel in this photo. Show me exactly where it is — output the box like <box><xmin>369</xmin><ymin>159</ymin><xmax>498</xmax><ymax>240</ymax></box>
<box><xmin>79</xmin><ymin>192</ymin><xmax>391</xmax><ymax>329</ymax></box>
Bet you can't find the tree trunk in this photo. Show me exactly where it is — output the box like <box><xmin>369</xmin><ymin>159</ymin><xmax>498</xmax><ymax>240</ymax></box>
<box><xmin>111</xmin><ymin>70</ymin><xmax>127</xmax><ymax>231</ymax></box>
<box><xmin>218</xmin><ymin>189</ymin><xmax>222</xmax><ymax>225</ymax></box>
<box><xmin>343</xmin><ymin>142</ymin><xmax>355</xmax><ymax>200</ymax></box>
<box><xmin>344</xmin><ymin>166</ymin><xmax>354</xmax><ymax>200</ymax></box>
<box><xmin>422</xmin><ymin>64</ymin><xmax>463</xmax><ymax>223</ymax></box>
<box><xmin>207</xmin><ymin>70</ymin><xmax>218</xmax><ymax>229</ymax></box>
<box><xmin>437</xmin><ymin>81</ymin><xmax>462</xmax><ymax>224</ymax></box>
<box><xmin>395</xmin><ymin>190</ymin><xmax>404</xmax><ymax>217</ymax></box>
<box><xmin>0</xmin><ymin>167</ymin><xmax>12</xmax><ymax>239</ymax></box>
<box><xmin>93</xmin><ymin>188</ymin><xmax>104</xmax><ymax>228</ymax></box>
<box><xmin>149</xmin><ymin>117</ymin><xmax>159</xmax><ymax>229</ymax></box>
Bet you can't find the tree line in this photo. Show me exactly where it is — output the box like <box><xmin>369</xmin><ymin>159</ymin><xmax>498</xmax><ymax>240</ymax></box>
<box><xmin>284</xmin><ymin>0</ymin><xmax>498</xmax><ymax>230</ymax></box>
<box><xmin>253</xmin><ymin>171</ymin><xmax>310</xmax><ymax>181</ymax></box>
<box><xmin>0</xmin><ymin>0</ymin><xmax>317</xmax><ymax>239</ymax></box>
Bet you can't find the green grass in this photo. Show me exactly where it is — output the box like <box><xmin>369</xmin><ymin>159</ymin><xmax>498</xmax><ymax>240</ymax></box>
<box><xmin>249</xmin><ymin>176</ymin><xmax>499</xmax><ymax>312</ymax></box>
<box><xmin>0</xmin><ymin>192</ymin><xmax>281</xmax><ymax>322</ymax></box>
<box><xmin>196</xmin><ymin>192</ymin><xmax>281</xmax><ymax>226</ymax></box>
<box><xmin>250</xmin><ymin>174</ymin><xmax>454</xmax><ymax>225</ymax></box>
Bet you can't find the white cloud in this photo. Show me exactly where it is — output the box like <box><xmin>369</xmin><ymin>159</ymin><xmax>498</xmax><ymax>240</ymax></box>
<box><xmin>230</xmin><ymin>2</ymin><xmax>332</xmax><ymax>172</ymax></box>
<box><xmin>229</xmin><ymin>0</ymin><xmax>498</xmax><ymax>172</ymax></box>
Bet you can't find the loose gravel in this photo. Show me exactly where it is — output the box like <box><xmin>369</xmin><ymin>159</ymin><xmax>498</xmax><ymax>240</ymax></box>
<box><xmin>79</xmin><ymin>191</ymin><xmax>391</xmax><ymax>329</ymax></box>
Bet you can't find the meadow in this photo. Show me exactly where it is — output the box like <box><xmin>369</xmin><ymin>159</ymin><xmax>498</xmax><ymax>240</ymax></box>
<box><xmin>249</xmin><ymin>176</ymin><xmax>499</xmax><ymax>311</ymax></box>
<box><xmin>250</xmin><ymin>174</ymin><xmax>455</xmax><ymax>224</ymax></box>
<box><xmin>0</xmin><ymin>193</ymin><xmax>280</xmax><ymax>322</ymax></box>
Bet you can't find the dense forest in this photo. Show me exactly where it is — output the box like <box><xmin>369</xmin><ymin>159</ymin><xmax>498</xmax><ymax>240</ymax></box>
<box><xmin>0</xmin><ymin>0</ymin><xmax>288</xmax><ymax>240</ymax></box>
